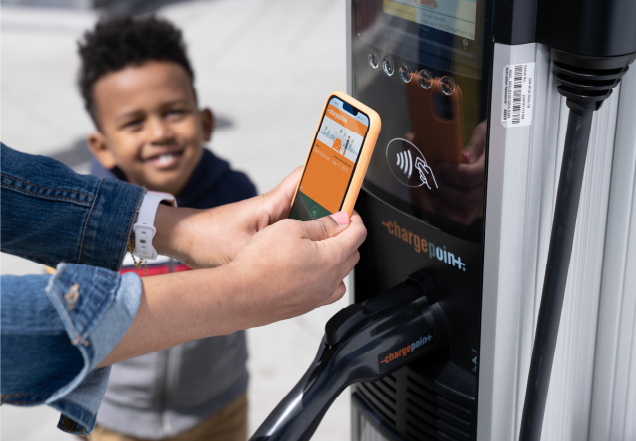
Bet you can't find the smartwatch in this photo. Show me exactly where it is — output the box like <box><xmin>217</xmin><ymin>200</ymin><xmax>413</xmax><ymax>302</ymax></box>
<box><xmin>133</xmin><ymin>191</ymin><xmax>177</xmax><ymax>260</ymax></box>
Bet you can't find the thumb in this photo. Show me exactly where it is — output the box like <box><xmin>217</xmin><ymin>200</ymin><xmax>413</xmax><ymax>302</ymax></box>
<box><xmin>264</xmin><ymin>166</ymin><xmax>303</xmax><ymax>222</ymax></box>
<box><xmin>301</xmin><ymin>211</ymin><xmax>350</xmax><ymax>241</ymax></box>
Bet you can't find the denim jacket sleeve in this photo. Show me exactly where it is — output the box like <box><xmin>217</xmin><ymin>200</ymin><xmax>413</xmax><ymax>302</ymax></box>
<box><xmin>1</xmin><ymin>143</ymin><xmax>145</xmax><ymax>270</ymax></box>
<box><xmin>0</xmin><ymin>143</ymin><xmax>147</xmax><ymax>435</ymax></box>
<box><xmin>1</xmin><ymin>264</ymin><xmax>142</xmax><ymax>435</ymax></box>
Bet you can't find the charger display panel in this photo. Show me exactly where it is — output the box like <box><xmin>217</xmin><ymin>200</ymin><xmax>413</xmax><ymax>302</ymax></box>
<box><xmin>383</xmin><ymin>0</ymin><xmax>478</xmax><ymax>57</ymax></box>
<box><xmin>354</xmin><ymin>0</ymin><xmax>491</xmax><ymax>243</ymax></box>
<box><xmin>351</xmin><ymin>0</ymin><xmax>495</xmax><ymax>439</ymax></box>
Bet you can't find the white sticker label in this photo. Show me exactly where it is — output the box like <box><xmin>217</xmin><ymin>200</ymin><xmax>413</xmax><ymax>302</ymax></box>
<box><xmin>501</xmin><ymin>62</ymin><xmax>535</xmax><ymax>128</ymax></box>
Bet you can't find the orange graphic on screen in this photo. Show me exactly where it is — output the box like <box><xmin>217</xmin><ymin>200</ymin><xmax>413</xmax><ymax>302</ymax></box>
<box><xmin>290</xmin><ymin>91</ymin><xmax>381</xmax><ymax>219</ymax></box>
<box><xmin>301</xmin><ymin>139</ymin><xmax>356</xmax><ymax>213</ymax></box>
<box><xmin>415</xmin><ymin>0</ymin><xmax>437</xmax><ymax>9</ymax></box>
<box><xmin>297</xmin><ymin>100</ymin><xmax>371</xmax><ymax>213</ymax></box>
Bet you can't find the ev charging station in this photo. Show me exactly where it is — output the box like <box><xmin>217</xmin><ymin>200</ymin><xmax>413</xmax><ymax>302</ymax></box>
<box><xmin>250</xmin><ymin>1</ymin><xmax>636</xmax><ymax>440</ymax></box>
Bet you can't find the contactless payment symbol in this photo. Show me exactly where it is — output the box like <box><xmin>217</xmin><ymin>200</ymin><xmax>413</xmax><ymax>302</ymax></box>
<box><xmin>396</xmin><ymin>150</ymin><xmax>414</xmax><ymax>178</ymax></box>
<box><xmin>386</xmin><ymin>138</ymin><xmax>438</xmax><ymax>190</ymax></box>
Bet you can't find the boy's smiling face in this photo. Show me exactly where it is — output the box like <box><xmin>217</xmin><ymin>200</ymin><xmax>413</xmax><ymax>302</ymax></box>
<box><xmin>88</xmin><ymin>61</ymin><xmax>213</xmax><ymax>195</ymax></box>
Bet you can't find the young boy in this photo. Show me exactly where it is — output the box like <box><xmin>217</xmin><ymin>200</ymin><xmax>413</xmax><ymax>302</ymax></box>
<box><xmin>78</xmin><ymin>16</ymin><xmax>256</xmax><ymax>441</ymax></box>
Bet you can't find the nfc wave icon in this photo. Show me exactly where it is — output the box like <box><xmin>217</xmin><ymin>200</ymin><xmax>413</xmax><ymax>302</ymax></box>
<box><xmin>386</xmin><ymin>138</ymin><xmax>438</xmax><ymax>190</ymax></box>
<box><xmin>396</xmin><ymin>150</ymin><xmax>414</xmax><ymax>179</ymax></box>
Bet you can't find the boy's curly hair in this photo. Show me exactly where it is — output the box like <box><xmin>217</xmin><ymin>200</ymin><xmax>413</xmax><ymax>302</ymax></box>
<box><xmin>78</xmin><ymin>15</ymin><xmax>195</xmax><ymax>124</ymax></box>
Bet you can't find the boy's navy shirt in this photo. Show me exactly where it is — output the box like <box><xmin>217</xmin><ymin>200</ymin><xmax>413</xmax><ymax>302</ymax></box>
<box><xmin>90</xmin><ymin>148</ymin><xmax>257</xmax><ymax>439</ymax></box>
<box><xmin>90</xmin><ymin>148</ymin><xmax>257</xmax><ymax>210</ymax></box>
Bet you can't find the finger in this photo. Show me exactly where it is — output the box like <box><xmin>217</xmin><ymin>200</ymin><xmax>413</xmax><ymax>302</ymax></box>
<box><xmin>317</xmin><ymin>213</ymin><xmax>367</xmax><ymax>263</ymax></box>
<box><xmin>301</xmin><ymin>211</ymin><xmax>351</xmax><ymax>242</ymax></box>
<box><xmin>338</xmin><ymin>211</ymin><xmax>367</xmax><ymax>252</ymax></box>
<box><xmin>316</xmin><ymin>281</ymin><xmax>347</xmax><ymax>308</ymax></box>
<box><xmin>342</xmin><ymin>248</ymin><xmax>361</xmax><ymax>274</ymax></box>
<box><xmin>264</xmin><ymin>166</ymin><xmax>303</xmax><ymax>222</ymax></box>
<box><xmin>337</xmin><ymin>250</ymin><xmax>361</xmax><ymax>281</ymax></box>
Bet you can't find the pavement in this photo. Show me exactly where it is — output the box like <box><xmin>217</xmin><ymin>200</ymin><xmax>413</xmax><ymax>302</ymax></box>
<box><xmin>0</xmin><ymin>1</ymin><xmax>352</xmax><ymax>439</ymax></box>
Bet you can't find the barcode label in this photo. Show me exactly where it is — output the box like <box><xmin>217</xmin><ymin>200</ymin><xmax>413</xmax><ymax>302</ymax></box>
<box><xmin>501</xmin><ymin>62</ymin><xmax>535</xmax><ymax>128</ymax></box>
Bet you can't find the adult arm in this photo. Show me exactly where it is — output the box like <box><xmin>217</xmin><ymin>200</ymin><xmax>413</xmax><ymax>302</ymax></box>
<box><xmin>2</xmin><ymin>211</ymin><xmax>365</xmax><ymax>435</ymax></box>
<box><xmin>1</xmin><ymin>265</ymin><xmax>142</xmax><ymax>436</ymax></box>
<box><xmin>1</xmin><ymin>146</ymin><xmax>367</xmax><ymax>435</ymax></box>
<box><xmin>1</xmin><ymin>142</ymin><xmax>303</xmax><ymax>270</ymax></box>
<box><xmin>1</xmin><ymin>143</ymin><xmax>144</xmax><ymax>270</ymax></box>
<box><xmin>99</xmin><ymin>210</ymin><xmax>366</xmax><ymax>367</ymax></box>
<box><xmin>151</xmin><ymin>167</ymin><xmax>303</xmax><ymax>268</ymax></box>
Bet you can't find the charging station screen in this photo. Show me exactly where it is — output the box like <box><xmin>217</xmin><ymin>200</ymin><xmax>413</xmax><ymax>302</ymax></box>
<box><xmin>383</xmin><ymin>0</ymin><xmax>476</xmax><ymax>41</ymax></box>
<box><xmin>289</xmin><ymin>97</ymin><xmax>369</xmax><ymax>221</ymax></box>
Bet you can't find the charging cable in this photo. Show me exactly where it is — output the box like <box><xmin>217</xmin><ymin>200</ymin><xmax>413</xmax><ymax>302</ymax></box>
<box><xmin>519</xmin><ymin>49</ymin><xmax>635</xmax><ymax>441</ymax></box>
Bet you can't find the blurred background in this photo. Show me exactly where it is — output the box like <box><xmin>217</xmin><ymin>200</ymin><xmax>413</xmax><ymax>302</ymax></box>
<box><xmin>0</xmin><ymin>0</ymin><xmax>351</xmax><ymax>439</ymax></box>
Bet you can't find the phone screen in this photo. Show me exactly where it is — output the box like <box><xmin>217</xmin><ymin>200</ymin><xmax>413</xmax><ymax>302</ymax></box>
<box><xmin>289</xmin><ymin>96</ymin><xmax>370</xmax><ymax>221</ymax></box>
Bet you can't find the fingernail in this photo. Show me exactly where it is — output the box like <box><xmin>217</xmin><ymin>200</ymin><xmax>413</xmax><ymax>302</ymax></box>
<box><xmin>463</xmin><ymin>150</ymin><xmax>472</xmax><ymax>163</ymax></box>
<box><xmin>330</xmin><ymin>211</ymin><xmax>349</xmax><ymax>225</ymax></box>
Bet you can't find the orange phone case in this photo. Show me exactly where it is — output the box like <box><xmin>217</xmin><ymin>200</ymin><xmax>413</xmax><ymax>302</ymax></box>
<box><xmin>290</xmin><ymin>91</ymin><xmax>381</xmax><ymax>217</ymax></box>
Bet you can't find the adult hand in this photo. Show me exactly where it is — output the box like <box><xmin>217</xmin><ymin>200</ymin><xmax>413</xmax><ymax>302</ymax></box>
<box><xmin>98</xmin><ymin>210</ymin><xmax>367</xmax><ymax>367</ymax></box>
<box><xmin>227</xmin><ymin>210</ymin><xmax>367</xmax><ymax>329</ymax></box>
<box><xmin>153</xmin><ymin>167</ymin><xmax>302</xmax><ymax>267</ymax></box>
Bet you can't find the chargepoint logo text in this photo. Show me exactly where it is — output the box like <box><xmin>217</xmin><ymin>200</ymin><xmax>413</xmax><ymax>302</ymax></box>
<box><xmin>378</xmin><ymin>329</ymin><xmax>435</xmax><ymax>370</ymax></box>
<box><xmin>381</xmin><ymin>220</ymin><xmax>466</xmax><ymax>271</ymax></box>
<box><xmin>328</xmin><ymin>108</ymin><xmax>347</xmax><ymax>124</ymax></box>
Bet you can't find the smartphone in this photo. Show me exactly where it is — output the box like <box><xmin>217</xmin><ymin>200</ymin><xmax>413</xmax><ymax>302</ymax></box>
<box><xmin>289</xmin><ymin>91</ymin><xmax>381</xmax><ymax>221</ymax></box>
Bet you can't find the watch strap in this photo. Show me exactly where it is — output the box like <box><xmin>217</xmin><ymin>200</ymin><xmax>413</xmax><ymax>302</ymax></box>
<box><xmin>133</xmin><ymin>190</ymin><xmax>176</xmax><ymax>260</ymax></box>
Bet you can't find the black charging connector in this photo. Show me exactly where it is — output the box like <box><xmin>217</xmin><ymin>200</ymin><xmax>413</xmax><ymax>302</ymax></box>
<box><xmin>249</xmin><ymin>272</ymin><xmax>447</xmax><ymax>441</ymax></box>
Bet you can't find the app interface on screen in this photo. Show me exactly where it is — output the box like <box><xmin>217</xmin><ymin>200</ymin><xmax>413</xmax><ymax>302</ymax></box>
<box><xmin>383</xmin><ymin>0</ymin><xmax>476</xmax><ymax>41</ymax></box>
<box><xmin>289</xmin><ymin>97</ymin><xmax>369</xmax><ymax>221</ymax></box>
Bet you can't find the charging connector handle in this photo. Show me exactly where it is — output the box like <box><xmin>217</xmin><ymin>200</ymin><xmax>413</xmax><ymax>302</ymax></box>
<box><xmin>249</xmin><ymin>273</ymin><xmax>447</xmax><ymax>441</ymax></box>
